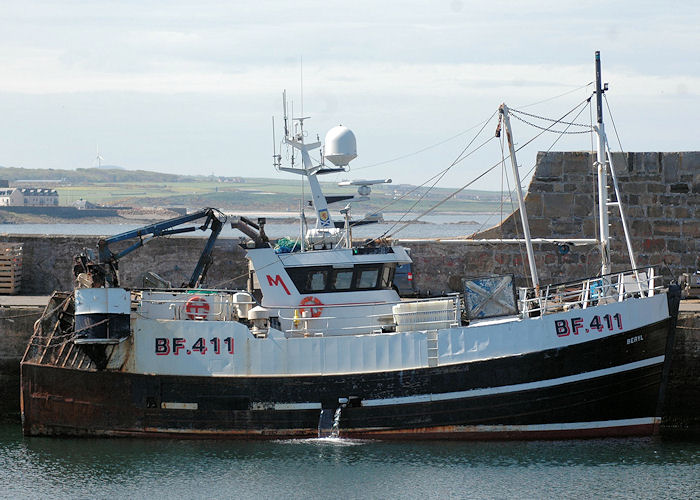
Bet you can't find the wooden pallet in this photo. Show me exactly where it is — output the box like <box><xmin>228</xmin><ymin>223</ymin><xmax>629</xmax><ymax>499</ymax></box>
<box><xmin>0</xmin><ymin>243</ymin><xmax>22</xmax><ymax>294</ymax></box>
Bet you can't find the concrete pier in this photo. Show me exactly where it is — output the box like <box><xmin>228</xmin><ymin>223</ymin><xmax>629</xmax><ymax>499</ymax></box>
<box><xmin>0</xmin><ymin>297</ymin><xmax>45</xmax><ymax>421</ymax></box>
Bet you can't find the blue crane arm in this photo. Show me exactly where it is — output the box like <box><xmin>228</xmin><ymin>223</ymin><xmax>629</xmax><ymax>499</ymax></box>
<box><xmin>95</xmin><ymin>208</ymin><xmax>225</xmax><ymax>288</ymax></box>
<box><xmin>186</xmin><ymin>213</ymin><xmax>223</xmax><ymax>288</ymax></box>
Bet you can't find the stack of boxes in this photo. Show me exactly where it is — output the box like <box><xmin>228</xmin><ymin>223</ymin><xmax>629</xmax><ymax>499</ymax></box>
<box><xmin>0</xmin><ymin>243</ymin><xmax>22</xmax><ymax>294</ymax></box>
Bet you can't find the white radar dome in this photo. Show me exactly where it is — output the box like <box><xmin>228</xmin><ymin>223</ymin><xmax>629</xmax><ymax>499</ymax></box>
<box><xmin>324</xmin><ymin>125</ymin><xmax>357</xmax><ymax>167</ymax></box>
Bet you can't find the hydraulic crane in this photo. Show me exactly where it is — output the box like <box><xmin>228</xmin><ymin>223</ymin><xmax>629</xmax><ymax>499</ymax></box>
<box><xmin>73</xmin><ymin>208</ymin><xmax>226</xmax><ymax>289</ymax></box>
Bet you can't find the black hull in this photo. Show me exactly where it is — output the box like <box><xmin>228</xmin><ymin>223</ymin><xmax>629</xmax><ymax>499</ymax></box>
<box><xmin>21</xmin><ymin>319</ymin><xmax>671</xmax><ymax>440</ymax></box>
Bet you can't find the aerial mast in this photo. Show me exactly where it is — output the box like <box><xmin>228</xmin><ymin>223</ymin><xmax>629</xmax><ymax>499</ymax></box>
<box><xmin>274</xmin><ymin>92</ymin><xmax>355</xmax><ymax>236</ymax></box>
<box><xmin>594</xmin><ymin>51</ymin><xmax>612</xmax><ymax>276</ymax></box>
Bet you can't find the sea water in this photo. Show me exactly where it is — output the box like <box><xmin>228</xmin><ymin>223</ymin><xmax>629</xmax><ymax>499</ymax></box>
<box><xmin>0</xmin><ymin>213</ymin><xmax>503</xmax><ymax>241</ymax></box>
<box><xmin>0</xmin><ymin>423</ymin><xmax>697</xmax><ymax>499</ymax></box>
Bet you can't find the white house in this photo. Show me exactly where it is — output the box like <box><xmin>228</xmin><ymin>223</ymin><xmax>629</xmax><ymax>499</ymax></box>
<box><xmin>0</xmin><ymin>188</ymin><xmax>59</xmax><ymax>206</ymax></box>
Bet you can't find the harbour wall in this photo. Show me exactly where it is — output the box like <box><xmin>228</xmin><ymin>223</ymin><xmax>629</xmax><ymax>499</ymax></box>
<box><xmin>0</xmin><ymin>306</ymin><xmax>40</xmax><ymax>420</ymax></box>
<box><xmin>408</xmin><ymin>150</ymin><xmax>699</xmax><ymax>293</ymax></box>
<box><xmin>664</xmin><ymin>311</ymin><xmax>700</xmax><ymax>437</ymax></box>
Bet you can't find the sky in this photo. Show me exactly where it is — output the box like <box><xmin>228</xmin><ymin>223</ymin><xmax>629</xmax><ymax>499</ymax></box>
<box><xmin>0</xmin><ymin>0</ymin><xmax>697</xmax><ymax>190</ymax></box>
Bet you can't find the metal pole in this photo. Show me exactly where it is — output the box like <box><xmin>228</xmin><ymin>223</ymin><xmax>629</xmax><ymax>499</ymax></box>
<box><xmin>594</xmin><ymin>51</ymin><xmax>611</xmax><ymax>276</ymax></box>
<box><xmin>499</xmin><ymin>104</ymin><xmax>539</xmax><ymax>290</ymax></box>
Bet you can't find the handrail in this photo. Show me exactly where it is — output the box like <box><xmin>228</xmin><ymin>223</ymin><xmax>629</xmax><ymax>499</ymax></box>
<box><xmin>518</xmin><ymin>267</ymin><xmax>663</xmax><ymax>317</ymax></box>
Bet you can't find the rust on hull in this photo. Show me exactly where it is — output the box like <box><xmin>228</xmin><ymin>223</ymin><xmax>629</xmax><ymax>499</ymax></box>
<box><xmin>23</xmin><ymin>412</ymin><xmax>659</xmax><ymax>441</ymax></box>
<box><xmin>22</xmin><ymin>361</ymin><xmax>662</xmax><ymax>441</ymax></box>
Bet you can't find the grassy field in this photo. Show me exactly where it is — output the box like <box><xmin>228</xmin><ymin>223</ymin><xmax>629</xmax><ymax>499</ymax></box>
<box><xmin>1</xmin><ymin>167</ymin><xmax>504</xmax><ymax>215</ymax></box>
<box><xmin>54</xmin><ymin>179</ymin><xmax>504</xmax><ymax>214</ymax></box>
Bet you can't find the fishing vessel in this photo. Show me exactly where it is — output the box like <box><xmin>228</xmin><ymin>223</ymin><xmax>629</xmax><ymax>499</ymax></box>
<box><xmin>21</xmin><ymin>53</ymin><xmax>680</xmax><ymax>439</ymax></box>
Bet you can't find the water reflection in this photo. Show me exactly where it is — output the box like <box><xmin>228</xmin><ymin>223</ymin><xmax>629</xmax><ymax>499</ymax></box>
<box><xmin>1</xmin><ymin>424</ymin><xmax>698</xmax><ymax>499</ymax></box>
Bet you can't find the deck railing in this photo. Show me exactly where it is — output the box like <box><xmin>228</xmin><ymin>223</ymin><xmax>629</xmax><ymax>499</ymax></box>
<box><xmin>277</xmin><ymin>294</ymin><xmax>462</xmax><ymax>337</ymax></box>
<box><xmin>518</xmin><ymin>267</ymin><xmax>664</xmax><ymax>317</ymax></box>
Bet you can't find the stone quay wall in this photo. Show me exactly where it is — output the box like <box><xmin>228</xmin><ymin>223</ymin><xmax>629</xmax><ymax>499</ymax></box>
<box><xmin>404</xmin><ymin>151</ymin><xmax>699</xmax><ymax>294</ymax></box>
<box><xmin>0</xmin><ymin>234</ymin><xmax>251</xmax><ymax>295</ymax></box>
<box><xmin>665</xmin><ymin>312</ymin><xmax>700</xmax><ymax>437</ymax></box>
<box><xmin>0</xmin><ymin>306</ymin><xmax>42</xmax><ymax>420</ymax></box>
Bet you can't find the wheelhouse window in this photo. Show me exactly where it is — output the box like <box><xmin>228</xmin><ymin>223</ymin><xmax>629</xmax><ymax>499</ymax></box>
<box><xmin>287</xmin><ymin>264</ymin><xmax>395</xmax><ymax>294</ymax></box>
<box><xmin>357</xmin><ymin>267</ymin><xmax>380</xmax><ymax>289</ymax></box>
<box><xmin>332</xmin><ymin>269</ymin><xmax>353</xmax><ymax>290</ymax></box>
<box><xmin>306</xmin><ymin>270</ymin><xmax>328</xmax><ymax>292</ymax></box>
<box><xmin>382</xmin><ymin>265</ymin><xmax>393</xmax><ymax>288</ymax></box>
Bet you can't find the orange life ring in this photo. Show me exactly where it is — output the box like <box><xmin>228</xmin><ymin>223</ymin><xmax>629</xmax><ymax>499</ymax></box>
<box><xmin>185</xmin><ymin>295</ymin><xmax>210</xmax><ymax>320</ymax></box>
<box><xmin>299</xmin><ymin>296</ymin><xmax>323</xmax><ymax>318</ymax></box>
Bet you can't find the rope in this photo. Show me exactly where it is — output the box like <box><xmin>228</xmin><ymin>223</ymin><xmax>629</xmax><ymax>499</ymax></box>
<box><xmin>352</xmin><ymin>115</ymin><xmax>499</xmax><ymax>171</ymax></box>
<box><xmin>603</xmin><ymin>93</ymin><xmax>625</xmax><ymax>152</ymax></box>
<box><xmin>517</xmin><ymin>82</ymin><xmax>594</xmax><ymax>109</ymax></box>
<box><xmin>510</xmin><ymin>108</ymin><xmax>592</xmax><ymax>128</ymax></box>
<box><xmin>494</xmin><ymin>131</ymin><xmax>528</xmax><ymax>282</ymax></box>
<box><xmin>384</xmin><ymin>96</ymin><xmax>593</xmax><ymax>240</ymax></box>
<box><xmin>360</xmin><ymin>110</ymin><xmax>500</xmax><ymax>238</ymax></box>
<box><xmin>0</xmin><ymin>309</ymin><xmax>46</xmax><ymax>320</ymax></box>
<box><xmin>384</xmin><ymin>136</ymin><xmax>499</xmax><ymax>239</ymax></box>
<box><xmin>509</xmin><ymin>109</ymin><xmax>593</xmax><ymax>135</ymax></box>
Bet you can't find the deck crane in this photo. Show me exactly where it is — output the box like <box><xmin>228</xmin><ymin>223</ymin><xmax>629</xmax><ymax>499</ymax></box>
<box><xmin>73</xmin><ymin>208</ymin><xmax>227</xmax><ymax>289</ymax></box>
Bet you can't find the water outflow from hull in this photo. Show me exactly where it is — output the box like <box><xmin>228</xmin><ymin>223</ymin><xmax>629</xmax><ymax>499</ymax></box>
<box><xmin>318</xmin><ymin>408</ymin><xmax>342</xmax><ymax>438</ymax></box>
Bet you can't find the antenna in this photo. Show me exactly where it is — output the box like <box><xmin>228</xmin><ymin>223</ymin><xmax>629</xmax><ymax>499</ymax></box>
<box><xmin>282</xmin><ymin>90</ymin><xmax>289</xmax><ymax>137</ymax></box>
<box><xmin>272</xmin><ymin>116</ymin><xmax>279</xmax><ymax>169</ymax></box>
<box><xmin>300</xmin><ymin>55</ymin><xmax>304</xmax><ymax>120</ymax></box>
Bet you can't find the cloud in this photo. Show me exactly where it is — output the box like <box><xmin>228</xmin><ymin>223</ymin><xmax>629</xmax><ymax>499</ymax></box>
<box><xmin>1</xmin><ymin>46</ymin><xmax>697</xmax><ymax>104</ymax></box>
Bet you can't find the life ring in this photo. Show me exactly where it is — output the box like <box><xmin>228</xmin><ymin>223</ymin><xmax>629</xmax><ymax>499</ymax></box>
<box><xmin>185</xmin><ymin>295</ymin><xmax>210</xmax><ymax>320</ymax></box>
<box><xmin>299</xmin><ymin>296</ymin><xmax>323</xmax><ymax>318</ymax></box>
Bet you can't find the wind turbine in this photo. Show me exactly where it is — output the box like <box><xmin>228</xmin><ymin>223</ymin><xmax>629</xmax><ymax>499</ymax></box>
<box><xmin>95</xmin><ymin>145</ymin><xmax>104</xmax><ymax>168</ymax></box>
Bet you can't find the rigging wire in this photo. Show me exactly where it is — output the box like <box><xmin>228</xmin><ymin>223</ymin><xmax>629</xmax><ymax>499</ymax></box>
<box><xmin>603</xmin><ymin>93</ymin><xmax>625</xmax><ymax>152</ymax></box>
<box><xmin>385</xmin><ymin>95</ymin><xmax>594</xmax><ymax>239</ymax></box>
<box><xmin>369</xmin><ymin>132</ymin><xmax>499</xmax><ymax>238</ymax></box>
<box><xmin>365</xmin><ymin>133</ymin><xmax>498</xmax><ymax>238</ymax></box>
<box><xmin>351</xmin><ymin>115</ymin><xmax>498</xmax><ymax>171</ymax></box>
<box><xmin>499</xmin><ymin>131</ymin><xmax>529</xmax><ymax>284</ymax></box>
<box><xmin>351</xmin><ymin>82</ymin><xmax>594</xmax><ymax>172</ymax></box>
<box><xmin>384</xmin><ymin>142</ymin><xmax>501</xmax><ymax>239</ymax></box>
<box><xmin>589</xmin><ymin>96</ymin><xmax>600</xmax><ymax>250</ymax></box>
<box><xmin>509</xmin><ymin>108</ymin><xmax>591</xmax><ymax>128</ymax></box>
<box><xmin>516</xmin><ymin>96</ymin><xmax>594</xmax><ymax>183</ymax></box>
<box><xmin>508</xmin><ymin>109</ymin><xmax>592</xmax><ymax>135</ymax></box>
<box><xmin>356</xmin><ymin>110</ymin><xmax>499</xmax><ymax>236</ymax></box>
<box><xmin>517</xmin><ymin>82</ymin><xmax>594</xmax><ymax>109</ymax></box>
<box><xmin>466</xmin><ymin>132</ymin><xmax>515</xmax><ymax>239</ymax></box>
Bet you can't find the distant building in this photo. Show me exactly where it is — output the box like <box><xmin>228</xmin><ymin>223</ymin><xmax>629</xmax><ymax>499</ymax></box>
<box><xmin>0</xmin><ymin>187</ymin><xmax>59</xmax><ymax>206</ymax></box>
<box><xmin>73</xmin><ymin>198</ymin><xmax>98</xmax><ymax>209</ymax></box>
<box><xmin>0</xmin><ymin>180</ymin><xmax>8</xmax><ymax>188</ymax></box>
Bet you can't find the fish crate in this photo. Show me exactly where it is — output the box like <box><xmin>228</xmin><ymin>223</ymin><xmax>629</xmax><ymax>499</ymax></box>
<box><xmin>0</xmin><ymin>243</ymin><xmax>22</xmax><ymax>295</ymax></box>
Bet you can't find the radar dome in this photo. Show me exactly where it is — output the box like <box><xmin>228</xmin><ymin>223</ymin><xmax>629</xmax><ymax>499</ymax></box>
<box><xmin>324</xmin><ymin>125</ymin><xmax>357</xmax><ymax>167</ymax></box>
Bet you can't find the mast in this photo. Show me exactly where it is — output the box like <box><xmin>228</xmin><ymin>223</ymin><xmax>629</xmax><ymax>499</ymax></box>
<box><xmin>499</xmin><ymin>104</ymin><xmax>539</xmax><ymax>290</ymax></box>
<box><xmin>594</xmin><ymin>51</ymin><xmax>612</xmax><ymax>276</ymax></box>
<box><xmin>277</xmin><ymin>92</ymin><xmax>335</xmax><ymax>230</ymax></box>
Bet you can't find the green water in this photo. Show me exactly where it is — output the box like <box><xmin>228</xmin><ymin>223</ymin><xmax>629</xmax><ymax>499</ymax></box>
<box><xmin>0</xmin><ymin>424</ymin><xmax>697</xmax><ymax>499</ymax></box>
